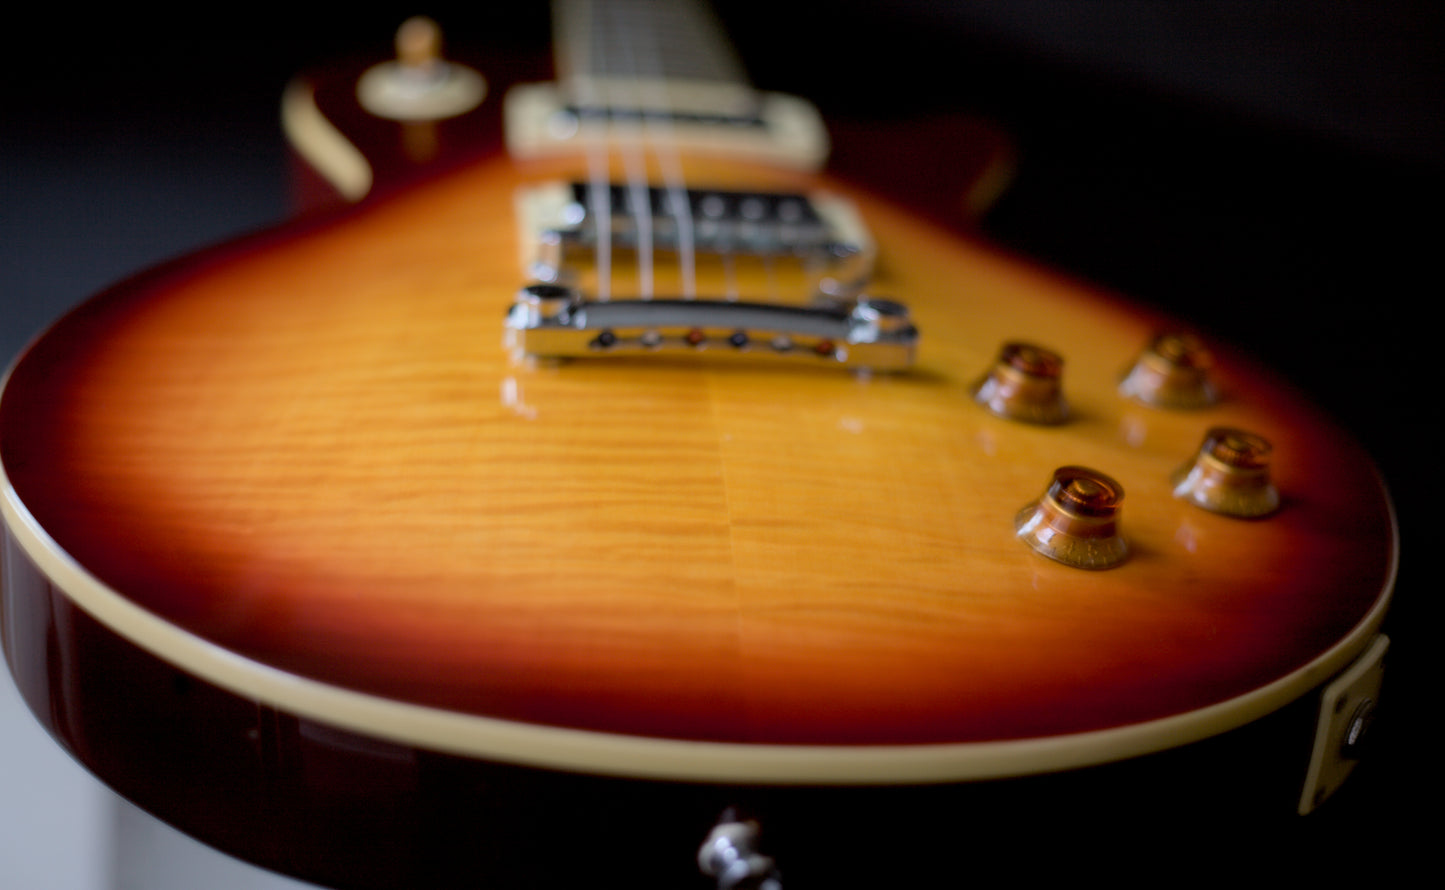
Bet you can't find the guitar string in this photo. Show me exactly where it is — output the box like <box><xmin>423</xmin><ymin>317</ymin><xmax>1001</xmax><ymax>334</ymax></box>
<box><xmin>623</xmin><ymin>3</ymin><xmax>698</xmax><ymax>300</ymax></box>
<box><xmin>606</xmin><ymin>4</ymin><xmax>657</xmax><ymax>301</ymax></box>
<box><xmin>560</xmin><ymin>0</ymin><xmax>613</xmax><ymax>301</ymax></box>
<box><xmin>569</xmin><ymin>0</ymin><xmax>742</xmax><ymax>305</ymax></box>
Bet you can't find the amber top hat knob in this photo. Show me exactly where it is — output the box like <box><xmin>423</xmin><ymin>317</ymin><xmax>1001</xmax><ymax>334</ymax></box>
<box><xmin>1119</xmin><ymin>332</ymin><xmax>1219</xmax><ymax>409</ymax></box>
<box><xmin>1172</xmin><ymin>427</ymin><xmax>1279</xmax><ymax>518</ymax></box>
<box><xmin>973</xmin><ymin>342</ymin><xmax>1068</xmax><ymax>425</ymax></box>
<box><xmin>1016</xmin><ymin>466</ymin><xmax>1128</xmax><ymax>569</ymax></box>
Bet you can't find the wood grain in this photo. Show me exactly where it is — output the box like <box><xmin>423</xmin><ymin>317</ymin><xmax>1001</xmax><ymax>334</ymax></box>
<box><xmin>0</xmin><ymin>148</ymin><xmax>1394</xmax><ymax>749</ymax></box>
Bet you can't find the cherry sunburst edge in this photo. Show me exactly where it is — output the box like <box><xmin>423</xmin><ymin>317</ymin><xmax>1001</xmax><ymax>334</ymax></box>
<box><xmin>0</xmin><ymin>149</ymin><xmax>1398</xmax><ymax>780</ymax></box>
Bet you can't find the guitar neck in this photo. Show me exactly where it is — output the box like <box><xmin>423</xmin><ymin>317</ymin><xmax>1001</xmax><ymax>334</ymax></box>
<box><xmin>553</xmin><ymin>0</ymin><xmax>758</xmax><ymax>116</ymax></box>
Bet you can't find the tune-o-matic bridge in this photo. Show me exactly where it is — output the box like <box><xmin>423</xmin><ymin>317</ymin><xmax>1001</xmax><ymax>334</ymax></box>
<box><xmin>516</xmin><ymin>182</ymin><xmax>875</xmax><ymax>300</ymax></box>
<box><xmin>505</xmin><ymin>284</ymin><xmax>917</xmax><ymax>371</ymax></box>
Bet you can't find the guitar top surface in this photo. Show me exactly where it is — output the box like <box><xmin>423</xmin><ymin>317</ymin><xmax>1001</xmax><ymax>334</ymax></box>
<box><xmin>0</xmin><ymin>147</ymin><xmax>1395</xmax><ymax>756</ymax></box>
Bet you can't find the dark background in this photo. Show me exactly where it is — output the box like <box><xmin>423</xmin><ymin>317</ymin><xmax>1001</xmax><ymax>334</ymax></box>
<box><xmin>3</xmin><ymin>1</ymin><xmax>1438</xmax><ymax>881</ymax></box>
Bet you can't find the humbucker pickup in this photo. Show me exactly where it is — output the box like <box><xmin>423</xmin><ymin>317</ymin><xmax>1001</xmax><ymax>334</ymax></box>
<box><xmin>505</xmin><ymin>284</ymin><xmax>917</xmax><ymax>371</ymax></box>
<box><xmin>516</xmin><ymin>182</ymin><xmax>875</xmax><ymax>300</ymax></box>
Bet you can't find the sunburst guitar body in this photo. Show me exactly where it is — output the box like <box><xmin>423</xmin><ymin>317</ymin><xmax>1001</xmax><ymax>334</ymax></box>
<box><xmin>0</xmin><ymin>6</ymin><xmax>1395</xmax><ymax>888</ymax></box>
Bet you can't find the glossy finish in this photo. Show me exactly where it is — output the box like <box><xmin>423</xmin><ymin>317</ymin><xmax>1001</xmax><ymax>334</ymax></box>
<box><xmin>0</xmin><ymin>16</ymin><xmax>1405</xmax><ymax>890</ymax></box>
<box><xmin>0</xmin><ymin>136</ymin><xmax>1395</xmax><ymax>758</ymax></box>
<box><xmin>0</xmin><ymin>526</ymin><xmax>1356</xmax><ymax>889</ymax></box>
<box><xmin>0</xmin><ymin>5</ymin><xmax>1398</xmax><ymax>801</ymax></box>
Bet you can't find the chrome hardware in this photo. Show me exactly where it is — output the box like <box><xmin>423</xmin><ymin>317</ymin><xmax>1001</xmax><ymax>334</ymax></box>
<box><xmin>1171</xmin><ymin>428</ymin><xmax>1280</xmax><ymax>518</ymax></box>
<box><xmin>972</xmin><ymin>342</ymin><xmax>1069</xmax><ymax>424</ymax></box>
<box><xmin>1300</xmin><ymin>635</ymin><xmax>1388</xmax><ymax>814</ymax></box>
<box><xmin>699</xmin><ymin>811</ymin><xmax>782</xmax><ymax>890</ymax></box>
<box><xmin>1016</xmin><ymin>466</ymin><xmax>1129</xmax><ymax>570</ymax></box>
<box><xmin>505</xmin><ymin>285</ymin><xmax>917</xmax><ymax>371</ymax></box>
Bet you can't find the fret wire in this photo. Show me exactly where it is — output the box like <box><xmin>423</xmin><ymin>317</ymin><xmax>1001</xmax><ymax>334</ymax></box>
<box><xmin>562</xmin><ymin>0</ymin><xmax>750</xmax><ymax>87</ymax></box>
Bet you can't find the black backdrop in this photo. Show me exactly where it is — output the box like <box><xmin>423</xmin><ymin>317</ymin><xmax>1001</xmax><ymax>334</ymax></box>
<box><xmin>3</xmin><ymin>1</ymin><xmax>1438</xmax><ymax>881</ymax></box>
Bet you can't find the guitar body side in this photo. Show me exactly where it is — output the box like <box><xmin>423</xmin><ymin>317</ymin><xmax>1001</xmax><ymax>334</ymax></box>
<box><xmin>0</xmin><ymin>525</ymin><xmax>1346</xmax><ymax>887</ymax></box>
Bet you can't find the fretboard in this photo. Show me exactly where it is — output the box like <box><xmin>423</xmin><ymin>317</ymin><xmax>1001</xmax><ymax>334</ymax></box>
<box><xmin>503</xmin><ymin>0</ymin><xmax>827</xmax><ymax>171</ymax></box>
<box><xmin>554</xmin><ymin>0</ymin><xmax>752</xmax><ymax>99</ymax></box>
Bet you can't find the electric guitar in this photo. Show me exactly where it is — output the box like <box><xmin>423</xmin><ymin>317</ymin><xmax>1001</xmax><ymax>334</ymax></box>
<box><xmin>0</xmin><ymin>4</ymin><xmax>1396</xmax><ymax>887</ymax></box>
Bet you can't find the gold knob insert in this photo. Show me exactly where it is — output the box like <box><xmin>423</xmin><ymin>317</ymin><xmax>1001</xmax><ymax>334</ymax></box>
<box><xmin>973</xmin><ymin>342</ymin><xmax>1068</xmax><ymax>424</ymax></box>
<box><xmin>1016</xmin><ymin>466</ymin><xmax>1128</xmax><ymax>569</ymax></box>
<box><xmin>1119</xmin><ymin>332</ymin><xmax>1218</xmax><ymax>409</ymax></box>
<box><xmin>1172</xmin><ymin>428</ymin><xmax>1279</xmax><ymax>517</ymax></box>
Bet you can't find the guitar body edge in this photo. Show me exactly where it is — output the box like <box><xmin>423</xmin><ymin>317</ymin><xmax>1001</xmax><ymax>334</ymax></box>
<box><xmin>0</xmin><ymin>15</ymin><xmax>1402</xmax><ymax>884</ymax></box>
<box><xmin>0</xmin><ymin>432</ymin><xmax>1394</xmax><ymax>785</ymax></box>
<box><xmin>0</xmin><ymin>523</ymin><xmax>1372</xmax><ymax>887</ymax></box>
